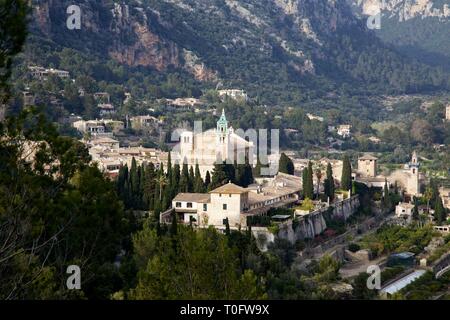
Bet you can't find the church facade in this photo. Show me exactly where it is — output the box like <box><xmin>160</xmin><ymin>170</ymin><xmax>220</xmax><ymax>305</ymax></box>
<box><xmin>171</xmin><ymin>110</ymin><xmax>255</xmax><ymax>178</ymax></box>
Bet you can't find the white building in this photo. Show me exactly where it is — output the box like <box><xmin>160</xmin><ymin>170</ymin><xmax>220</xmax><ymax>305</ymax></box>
<box><xmin>395</xmin><ymin>202</ymin><xmax>415</xmax><ymax>223</ymax></box>
<box><xmin>337</xmin><ymin>125</ymin><xmax>351</xmax><ymax>138</ymax></box>
<box><xmin>446</xmin><ymin>104</ymin><xmax>450</xmax><ymax>121</ymax></box>
<box><xmin>172</xmin><ymin>110</ymin><xmax>254</xmax><ymax>178</ymax></box>
<box><xmin>218</xmin><ymin>89</ymin><xmax>248</xmax><ymax>101</ymax></box>
<box><xmin>28</xmin><ymin>66</ymin><xmax>70</xmax><ymax>80</ymax></box>
<box><xmin>164</xmin><ymin>173</ymin><xmax>301</xmax><ymax>229</ymax></box>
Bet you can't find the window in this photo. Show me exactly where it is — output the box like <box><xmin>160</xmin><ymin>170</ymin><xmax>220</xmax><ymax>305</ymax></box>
<box><xmin>176</xmin><ymin>202</ymin><xmax>181</xmax><ymax>208</ymax></box>
<box><xmin>187</xmin><ymin>202</ymin><xmax>193</xmax><ymax>208</ymax></box>
<box><xmin>203</xmin><ymin>204</ymin><xmax>207</xmax><ymax>211</ymax></box>
<box><xmin>223</xmin><ymin>204</ymin><xmax>227</xmax><ymax>210</ymax></box>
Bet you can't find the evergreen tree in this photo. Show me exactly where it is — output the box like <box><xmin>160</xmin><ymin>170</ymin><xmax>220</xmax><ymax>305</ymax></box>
<box><xmin>180</xmin><ymin>162</ymin><xmax>189</xmax><ymax>192</ymax></box>
<box><xmin>253</xmin><ymin>157</ymin><xmax>262</xmax><ymax>178</ymax></box>
<box><xmin>341</xmin><ymin>155</ymin><xmax>352</xmax><ymax>191</ymax></box>
<box><xmin>170</xmin><ymin>211</ymin><xmax>178</xmax><ymax>237</ymax></box>
<box><xmin>166</xmin><ymin>152</ymin><xmax>172</xmax><ymax>182</ymax></box>
<box><xmin>324</xmin><ymin>162</ymin><xmax>335</xmax><ymax>202</ymax></box>
<box><xmin>194</xmin><ymin>163</ymin><xmax>205</xmax><ymax>193</ymax></box>
<box><xmin>434</xmin><ymin>196</ymin><xmax>447</xmax><ymax>224</ymax></box>
<box><xmin>143</xmin><ymin>163</ymin><xmax>156</xmax><ymax>210</ymax></box>
<box><xmin>130</xmin><ymin>157</ymin><xmax>140</xmax><ymax>208</ymax></box>
<box><xmin>412</xmin><ymin>197</ymin><xmax>420</xmax><ymax>221</ymax></box>
<box><xmin>304</xmin><ymin>161</ymin><xmax>314</xmax><ymax>199</ymax></box>
<box><xmin>188</xmin><ymin>166</ymin><xmax>195</xmax><ymax>192</ymax></box>
<box><xmin>383</xmin><ymin>179</ymin><xmax>391</xmax><ymax>209</ymax></box>
<box><xmin>205</xmin><ymin>170</ymin><xmax>211</xmax><ymax>191</ymax></box>
<box><xmin>302</xmin><ymin>168</ymin><xmax>308</xmax><ymax>200</ymax></box>
<box><xmin>211</xmin><ymin>162</ymin><xmax>229</xmax><ymax>189</ymax></box>
<box><xmin>172</xmin><ymin>163</ymin><xmax>181</xmax><ymax>195</ymax></box>
<box><xmin>279</xmin><ymin>153</ymin><xmax>294</xmax><ymax>175</ymax></box>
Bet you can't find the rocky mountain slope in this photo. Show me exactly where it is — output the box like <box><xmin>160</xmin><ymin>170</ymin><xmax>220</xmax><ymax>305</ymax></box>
<box><xmin>349</xmin><ymin>0</ymin><xmax>450</xmax><ymax>69</ymax></box>
<box><xmin>26</xmin><ymin>0</ymin><xmax>450</xmax><ymax>103</ymax></box>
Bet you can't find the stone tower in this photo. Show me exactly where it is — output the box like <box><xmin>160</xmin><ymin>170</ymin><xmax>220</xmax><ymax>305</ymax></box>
<box><xmin>407</xmin><ymin>151</ymin><xmax>420</xmax><ymax>196</ymax></box>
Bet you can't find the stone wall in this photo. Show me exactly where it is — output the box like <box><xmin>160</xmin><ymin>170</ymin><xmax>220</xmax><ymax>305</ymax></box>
<box><xmin>292</xmin><ymin>195</ymin><xmax>360</xmax><ymax>241</ymax></box>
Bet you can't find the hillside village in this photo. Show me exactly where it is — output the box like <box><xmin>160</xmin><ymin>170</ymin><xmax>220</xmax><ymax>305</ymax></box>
<box><xmin>2</xmin><ymin>0</ymin><xmax>450</xmax><ymax>301</ymax></box>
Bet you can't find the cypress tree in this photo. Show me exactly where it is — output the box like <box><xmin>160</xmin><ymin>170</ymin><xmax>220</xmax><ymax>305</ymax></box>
<box><xmin>279</xmin><ymin>153</ymin><xmax>294</xmax><ymax>175</ymax></box>
<box><xmin>172</xmin><ymin>163</ymin><xmax>180</xmax><ymax>195</ymax></box>
<box><xmin>205</xmin><ymin>170</ymin><xmax>211</xmax><ymax>191</ymax></box>
<box><xmin>302</xmin><ymin>168</ymin><xmax>308</xmax><ymax>199</ymax></box>
<box><xmin>194</xmin><ymin>163</ymin><xmax>205</xmax><ymax>193</ymax></box>
<box><xmin>341</xmin><ymin>155</ymin><xmax>352</xmax><ymax>191</ymax></box>
<box><xmin>412</xmin><ymin>197</ymin><xmax>419</xmax><ymax>221</ymax></box>
<box><xmin>130</xmin><ymin>157</ymin><xmax>140</xmax><ymax>208</ymax></box>
<box><xmin>166</xmin><ymin>152</ymin><xmax>172</xmax><ymax>182</ymax></box>
<box><xmin>188</xmin><ymin>166</ymin><xmax>195</xmax><ymax>192</ymax></box>
<box><xmin>434</xmin><ymin>196</ymin><xmax>446</xmax><ymax>224</ymax></box>
<box><xmin>305</xmin><ymin>161</ymin><xmax>314</xmax><ymax>199</ymax></box>
<box><xmin>383</xmin><ymin>179</ymin><xmax>391</xmax><ymax>208</ymax></box>
<box><xmin>211</xmin><ymin>162</ymin><xmax>228</xmax><ymax>189</ymax></box>
<box><xmin>143</xmin><ymin>163</ymin><xmax>156</xmax><ymax>210</ymax></box>
<box><xmin>180</xmin><ymin>162</ymin><xmax>189</xmax><ymax>192</ymax></box>
<box><xmin>324</xmin><ymin>162</ymin><xmax>335</xmax><ymax>201</ymax></box>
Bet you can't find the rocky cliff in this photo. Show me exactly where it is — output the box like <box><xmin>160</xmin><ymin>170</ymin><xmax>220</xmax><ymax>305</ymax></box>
<box><xmin>27</xmin><ymin>0</ymin><xmax>449</xmax><ymax>96</ymax></box>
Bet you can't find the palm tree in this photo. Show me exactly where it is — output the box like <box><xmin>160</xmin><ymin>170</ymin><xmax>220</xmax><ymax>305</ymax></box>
<box><xmin>315</xmin><ymin>168</ymin><xmax>323</xmax><ymax>198</ymax></box>
<box><xmin>424</xmin><ymin>186</ymin><xmax>433</xmax><ymax>214</ymax></box>
<box><xmin>155</xmin><ymin>175</ymin><xmax>168</xmax><ymax>201</ymax></box>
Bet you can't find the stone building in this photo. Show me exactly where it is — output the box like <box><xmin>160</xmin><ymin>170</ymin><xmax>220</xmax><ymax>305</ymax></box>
<box><xmin>171</xmin><ymin>110</ymin><xmax>254</xmax><ymax>178</ymax></box>
<box><xmin>163</xmin><ymin>173</ymin><xmax>301</xmax><ymax>229</ymax></box>
<box><xmin>357</xmin><ymin>154</ymin><xmax>378</xmax><ymax>178</ymax></box>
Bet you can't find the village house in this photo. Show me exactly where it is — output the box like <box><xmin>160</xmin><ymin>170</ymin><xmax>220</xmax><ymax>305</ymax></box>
<box><xmin>337</xmin><ymin>125</ymin><xmax>352</xmax><ymax>138</ymax></box>
<box><xmin>395</xmin><ymin>202</ymin><xmax>415</xmax><ymax>224</ymax></box>
<box><xmin>28</xmin><ymin>66</ymin><xmax>70</xmax><ymax>80</ymax></box>
<box><xmin>85</xmin><ymin>136</ymin><xmax>168</xmax><ymax>177</ymax></box>
<box><xmin>98</xmin><ymin>103</ymin><xmax>115</xmax><ymax>116</ymax></box>
<box><xmin>130</xmin><ymin>115</ymin><xmax>163</xmax><ymax>131</ymax></box>
<box><xmin>217</xmin><ymin>89</ymin><xmax>248</xmax><ymax>101</ymax></box>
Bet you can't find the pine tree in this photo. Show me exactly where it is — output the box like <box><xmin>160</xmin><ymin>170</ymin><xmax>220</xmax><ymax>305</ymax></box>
<box><xmin>341</xmin><ymin>155</ymin><xmax>352</xmax><ymax>191</ymax></box>
<box><xmin>324</xmin><ymin>162</ymin><xmax>335</xmax><ymax>202</ymax></box>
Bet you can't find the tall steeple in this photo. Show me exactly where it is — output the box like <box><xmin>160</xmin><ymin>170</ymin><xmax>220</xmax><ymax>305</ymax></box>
<box><xmin>216</xmin><ymin>109</ymin><xmax>228</xmax><ymax>134</ymax></box>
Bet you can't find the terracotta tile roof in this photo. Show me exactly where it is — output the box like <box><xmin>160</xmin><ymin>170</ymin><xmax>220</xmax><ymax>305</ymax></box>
<box><xmin>210</xmin><ymin>182</ymin><xmax>248</xmax><ymax>194</ymax></box>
